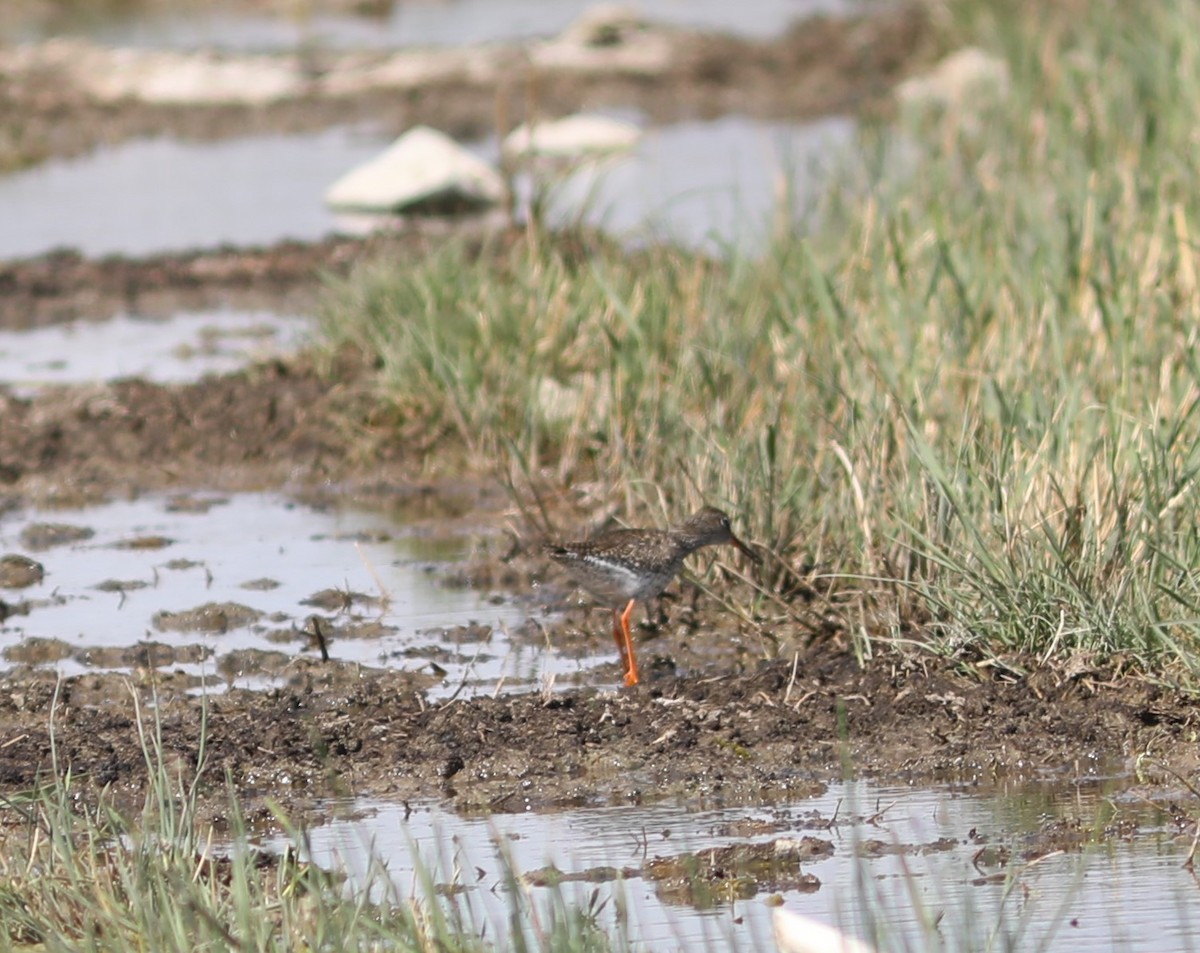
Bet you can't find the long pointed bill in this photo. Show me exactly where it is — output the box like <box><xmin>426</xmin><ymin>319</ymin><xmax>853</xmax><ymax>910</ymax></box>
<box><xmin>728</xmin><ymin>533</ymin><xmax>761</xmax><ymax>564</ymax></box>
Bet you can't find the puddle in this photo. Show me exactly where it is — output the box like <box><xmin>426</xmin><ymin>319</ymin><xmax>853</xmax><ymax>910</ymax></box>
<box><xmin>273</xmin><ymin>780</ymin><xmax>1200</xmax><ymax>951</ymax></box>
<box><xmin>0</xmin><ymin>115</ymin><xmax>852</xmax><ymax>261</ymax></box>
<box><xmin>0</xmin><ymin>493</ymin><xmax>583</xmax><ymax>696</ymax></box>
<box><xmin>0</xmin><ymin>308</ymin><xmax>311</xmax><ymax>393</ymax></box>
<box><xmin>518</xmin><ymin>114</ymin><xmax>855</xmax><ymax>253</ymax></box>
<box><xmin>0</xmin><ymin>127</ymin><xmax>390</xmax><ymax>260</ymax></box>
<box><xmin>3</xmin><ymin>0</ymin><xmax>856</xmax><ymax>50</ymax></box>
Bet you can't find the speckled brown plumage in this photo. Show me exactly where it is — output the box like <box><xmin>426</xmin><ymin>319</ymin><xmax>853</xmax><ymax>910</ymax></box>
<box><xmin>547</xmin><ymin>507</ymin><xmax>758</xmax><ymax>686</ymax></box>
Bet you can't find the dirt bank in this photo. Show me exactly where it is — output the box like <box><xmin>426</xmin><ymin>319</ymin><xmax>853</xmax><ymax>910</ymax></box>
<box><xmin>0</xmin><ymin>6</ymin><xmax>932</xmax><ymax>169</ymax></box>
<box><xmin>1</xmin><ymin>640</ymin><xmax>1195</xmax><ymax>831</ymax></box>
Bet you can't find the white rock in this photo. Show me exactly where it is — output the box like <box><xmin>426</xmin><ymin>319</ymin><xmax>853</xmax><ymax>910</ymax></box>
<box><xmin>84</xmin><ymin>46</ymin><xmax>300</xmax><ymax>104</ymax></box>
<box><xmin>896</xmin><ymin>47</ymin><xmax>1010</xmax><ymax>109</ymax></box>
<box><xmin>773</xmin><ymin>908</ymin><xmax>878</xmax><ymax>953</ymax></box>
<box><xmin>504</xmin><ymin>114</ymin><xmax>641</xmax><ymax>159</ymax></box>
<box><xmin>324</xmin><ymin>126</ymin><xmax>505</xmax><ymax>214</ymax></box>
<box><xmin>0</xmin><ymin>40</ymin><xmax>302</xmax><ymax>105</ymax></box>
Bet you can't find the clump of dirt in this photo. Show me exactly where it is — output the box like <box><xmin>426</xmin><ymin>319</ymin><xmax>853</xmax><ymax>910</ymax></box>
<box><xmin>0</xmin><ymin>554</ymin><xmax>43</xmax><ymax>588</ymax></box>
<box><xmin>18</xmin><ymin>522</ymin><xmax>95</xmax><ymax>551</ymax></box>
<box><xmin>0</xmin><ymin>238</ymin><xmax>367</xmax><ymax>329</ymax></box>
<box><xmin>152</xmin><ymin>601</ymin><xmax>264</xmax><ymax>633</ymax></box>
<box><xmin>2</xmin><ymin>636</ymin><xmax>72</xmax><ymax>664</ymax></box>
<box><xmin>643</xmin><ymin>838</ymin><xmax>827</xmax><ymax>906</ymax></box>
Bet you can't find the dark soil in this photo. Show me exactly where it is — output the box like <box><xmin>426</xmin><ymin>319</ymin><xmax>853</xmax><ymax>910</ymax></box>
<box><xmin>1</xmin><ymin>640</ymin><xmax>1197</xmax><ymax>831</ymax></box>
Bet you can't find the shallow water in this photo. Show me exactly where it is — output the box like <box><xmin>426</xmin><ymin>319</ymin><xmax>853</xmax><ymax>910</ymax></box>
<box><xmin>520</xmin><ymin>114</ymin><xmax>855</xmax><ymax>253</ymax></box>
<box><xmin>0</xmin><ymin>308</ymin><xmax>311</xmax><ymax>393</ymax></box>
<box><xmin>3</xmin><ymin>0</ymin><xmax>855</xmax><ymax>50</ymax></box>
<box><xmin>274</xmin><ymin>779</ymin><xmax>1199</xmax><ymax>952</ymax></box>
<box><xmin>0</xmin><ymin>115</ymin><xmax>852</xmax><ymax>261</ymax></box>
<box><xmin>0</xmin><ymin>127</ymin><xmax>388</xmax><ymax>260</ymax></box>
<box><xmin>0</xmin><ymin>493</ymin><xmax>586</xmax><ymax>696</ymax></box>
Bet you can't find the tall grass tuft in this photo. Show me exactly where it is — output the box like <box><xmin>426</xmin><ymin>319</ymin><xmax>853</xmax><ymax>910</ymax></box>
<box><xmin>318</xmin><ymin>0</ymin><xmax>1200</xmax><ymax>681</ymax></box>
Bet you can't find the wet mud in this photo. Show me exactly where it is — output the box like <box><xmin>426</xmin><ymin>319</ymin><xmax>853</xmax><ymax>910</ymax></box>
<box><xmin>1</xmin><ymin>636</ymin><xmax>1198</xmax><ymax>831</ymax></box>
<box><xmin>0</xmin><ymin>1</ymin><xmax>1198</xmax><ymax>873</ymax></box>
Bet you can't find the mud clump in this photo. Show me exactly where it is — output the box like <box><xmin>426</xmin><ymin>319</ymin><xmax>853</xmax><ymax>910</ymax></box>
<box><xmin>152</xmin><ymin>601</ymin><xmax>263</xmax><ymax>633</ymax></box>
<box><xmin>217</xmin><ymin>648</ymin><xmax>293</xmax><ymax>680</ymax></box>
<box><xmin>112</xmin><ymin>535</ymin><xmax>174</xmax><ymax>551</ymax></box>
<box><xmin>19</xmin><ymin>522</ymin><xmax>95</xmax><ymax>551</ymax></box>
<box><xmin>301</xmin><ymin>588</ymin><xmax>378</xmax><ymax>612</ymax></box>
<box><xmin>644</xmin><ymin>839</ymin><xmax>828</xmax><ymax>906</ymax></box>
<box><xmin>94</xmin><ymin>578</ymin><xmax>152</xmax><ymax>593</ymax></box>
<box><xmin>72</xmin><ymin>642</ymin><xmax>212</xmax><ymax>669</ymax></box>
<box><xmin>524</xmin><ymin>836</ymin><xmax>828</xmax><ymax>903</ymax></box>
<box><xmin>242</xmin><ymin>577</ymin><xmax>282</xmax><ymax>591</ymax></box>
<box><xmin>0</xmin><ymin>554</ymin><xmax>43</xmax><ymax>588</ymax></box>
<box><xmin>3</xmin><ymin>637</ymin><xmax>72</xmax><ymax>664</ymax></box>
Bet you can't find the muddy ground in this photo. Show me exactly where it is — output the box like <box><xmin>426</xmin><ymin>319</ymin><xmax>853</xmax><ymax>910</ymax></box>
<box><xmin>0</xmin><ymin>1</ymin><xmax>1198</xmax><ymax>862</ymax></box>
<box><xmin>2</xmin><ymin>237</ymin><xmax>1199</xmax><ymax>834</ymax></box>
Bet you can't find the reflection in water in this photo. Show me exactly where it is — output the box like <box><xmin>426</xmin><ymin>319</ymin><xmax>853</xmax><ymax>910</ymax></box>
<box><xmin>275</xmin><ymin>780</ymin><xmax>1200</xmax><ymax>951</ymax></box>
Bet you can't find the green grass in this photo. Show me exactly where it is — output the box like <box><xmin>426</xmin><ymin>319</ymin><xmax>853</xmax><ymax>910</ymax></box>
<box><xmin>316</xmin><ymin>0</ymin><xmax>1200</xmax><ymax>683</ymax></box>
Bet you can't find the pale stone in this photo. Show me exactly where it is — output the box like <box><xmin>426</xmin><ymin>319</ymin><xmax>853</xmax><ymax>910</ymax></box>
<box><xmin>504</xmin><ymin>114</ymin><xmax>641</xmax><ymax>159</ymax></box>
<box><xmin>896</xmin><ymin>47</ymin><xmax>1010</xmax><ymax>110</ymax></box>
<box><xmin>1</xmin><ymin>40</ymin><xmax>479</xmax><ymax>104</ymax></box>
<box><xmin>111</xmin><ymin>53</ymin><xmax>300</xmax><ymax>104</ymax></box>
<box><xmin>21</xmin><ymin>41</ymin><xmax>304</xmax><ymax>104</ymax></box>
<box><xmin>322</xmin><ymin>49</ymin><xmax>479</xmax><ymax>96</ymax></box>
<box><xmin>324</xmin><ymin>126</ymin><xmax>505</xmax><ymax>214</ymax></box>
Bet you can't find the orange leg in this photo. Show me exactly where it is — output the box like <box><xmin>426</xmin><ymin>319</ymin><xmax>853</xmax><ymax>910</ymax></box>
<box><xmin>618</xmin><ymin>599</ymin><xmax>640</xmax><ymax>686</ymax></box>
<box><xmin>610</xmin><ymin>609</ymin><xmax>629</xmax><ymax>675</ymax></box>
